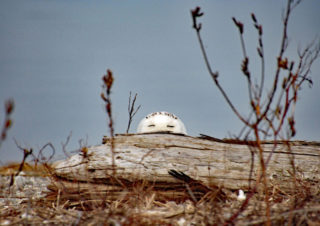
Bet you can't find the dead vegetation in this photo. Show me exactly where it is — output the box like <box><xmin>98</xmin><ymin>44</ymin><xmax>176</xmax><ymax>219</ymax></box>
<box><xmin>190</xmin><ymin>0</ymin><xmax>320</xmax><ymax>224</ymax></box>
<box><xmin>1</xmin><ymin>0</ymin><xmax>320</xmax><ymax>225</ymax></box>
<box><xmin>0</xmin><ymin>162</ymin><xmax>319</xmax><ymax>225</ymax></box>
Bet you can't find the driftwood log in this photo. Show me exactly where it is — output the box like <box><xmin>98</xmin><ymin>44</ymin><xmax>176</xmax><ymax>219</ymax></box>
<box><xmin>49</xmin><ymin>133</ymin><xmax>320</xmax><ymax>203</ymax></box>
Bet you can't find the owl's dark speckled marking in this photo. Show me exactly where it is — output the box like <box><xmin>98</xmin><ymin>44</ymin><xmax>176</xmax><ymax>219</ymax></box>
<box><xmin>145</xmin><ymin>112</ymin><xmax>178</xmax><ymax>120</ymax></box>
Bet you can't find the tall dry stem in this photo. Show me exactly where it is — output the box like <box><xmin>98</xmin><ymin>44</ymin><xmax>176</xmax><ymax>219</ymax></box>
<box><xmin>101</xmin><ymin>69</ymin><xmax>116</xmax><ymax>175</ymax></box>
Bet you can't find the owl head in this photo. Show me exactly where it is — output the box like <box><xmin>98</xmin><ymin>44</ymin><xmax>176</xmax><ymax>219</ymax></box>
<box><xmin>137</xmin><ymin>111</ymin><xmax>187</xmax><ymax>135</ymax></box>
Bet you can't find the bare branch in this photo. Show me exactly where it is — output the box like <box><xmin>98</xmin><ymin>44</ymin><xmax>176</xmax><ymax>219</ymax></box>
<box><xmin>61</xmin><ymin>131</ymin><xmax>72</xmax><ymax>158</ymax></box>
<box><xmin>251</xmin><ymin>13</ymin><xmax>265</xmax><ymax>100</ymax></box>
<box><xmin>192</xmin><ymin>1</ymin><xmax>319</xmax><ymax>225</ymax></box>
<box><xmin>10</xmin><ymin>139</ymin><xmax>33</xmax><ymax>187</ymax></box>
<box><xmin>191</xmin><ymin>7</ymin><xmax>249</xmax><ymax>127</ymax></box>
<box><xmin>38</xmin><ymin>142</ymin><xmax>55</xmax><ymax>163</ymax></box>
<box><xmin>258</xmin><ymin>0</ymin><xmax>300</xmax><ymax>124</ymax></box>
<box><xmin>126</xmin><ymin>91</ymin><xmax>141</xmax><ymax>133</ymax></box>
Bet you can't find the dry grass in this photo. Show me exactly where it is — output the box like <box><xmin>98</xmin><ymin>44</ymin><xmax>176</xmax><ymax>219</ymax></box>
<box><xmin>0</xmin><ymin>163</ymin><xmax>319</xmax><ymax>225</ymax></box>
<box><xmin>0</xmin><ymin>163</ymin><xmax>49</xmax><ymax>177</ymax></box>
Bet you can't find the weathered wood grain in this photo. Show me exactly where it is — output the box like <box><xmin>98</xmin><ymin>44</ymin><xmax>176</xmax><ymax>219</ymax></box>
<box><xmin>51</xmin><ymin>133</ymin><xmax>320</xmax><ymax>193</ymax></box>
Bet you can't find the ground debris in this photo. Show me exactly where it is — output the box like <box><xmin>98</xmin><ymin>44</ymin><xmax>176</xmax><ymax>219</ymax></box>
<box><xmin>0</xmin><ymin>171</ymin><xmax>319</xmax><ymax>225</ymax></box>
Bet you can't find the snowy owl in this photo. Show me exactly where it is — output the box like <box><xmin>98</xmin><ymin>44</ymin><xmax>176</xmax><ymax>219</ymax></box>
<box><xmin>137</xmin><ymin>112</ymin><xmax>187</xmax><ymax>135</ymax></box>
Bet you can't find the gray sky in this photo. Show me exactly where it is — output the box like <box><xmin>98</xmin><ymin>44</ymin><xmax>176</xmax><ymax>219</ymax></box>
<box><xmin>1</xmin><ymin>0</ymin><xmax>319</xmax><ymax>163</ymax></box>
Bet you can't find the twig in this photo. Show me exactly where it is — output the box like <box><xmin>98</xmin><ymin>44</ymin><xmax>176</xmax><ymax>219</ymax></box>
<box><xmin>61</xmin><ymin>131</ymin><xmax>72</xmax><ymax>158</ymax></box>
<box><xmin>126</xmin><ymin>91</ymin><xmax>141</xmax><ymax>133</ymax></box>
<box><xmin>191</xmin><ymin>7</ymin><xmax>250</xmax><ymax>127</ymax></box>
<box><xmin>9</xmin><ymin>141</ymin><xmax>33</xmax><ymax>187</ymax></box>
<box><xmin>232</xmin><ymin>17</ymin><xmax>254</xmax><ymax>104</ymax></box>
<box><xmin>38</xmin><ymin>142</ymin><xmax>56</xmax><ymax>163</ymax></box>
<box><xmin>258</xmin><ymin>0</ymin><xmax>296</xmax><ymax>124</ymax></box>
<box><xmin>251</xmin><ymin>13</ymin><xmax>265</xmax><ymax>100</ymax></box>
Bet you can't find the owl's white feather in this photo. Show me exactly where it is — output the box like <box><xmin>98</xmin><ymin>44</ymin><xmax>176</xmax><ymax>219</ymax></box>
<box><xmin>137</xmin><ymin>112</ymin><xmax>187</xmax><ymax>135</ymax></box>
